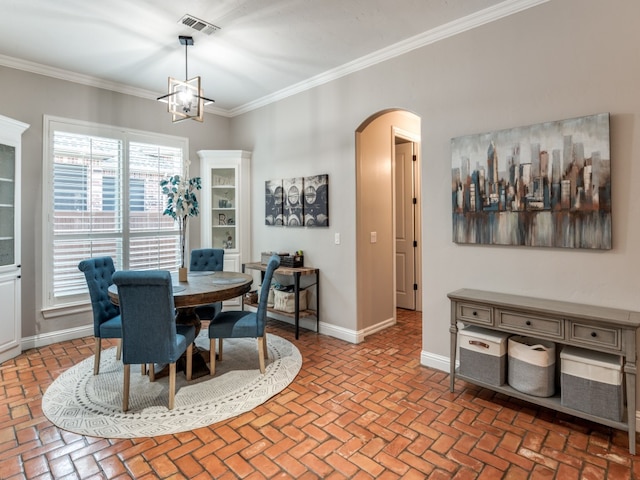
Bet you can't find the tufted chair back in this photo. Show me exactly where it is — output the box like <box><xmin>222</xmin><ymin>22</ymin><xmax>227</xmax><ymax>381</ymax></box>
<box><xmin>111</xmin><ymin>269</ymin><xmax>196</xmax><ymax>411</ymax></box>
<box><xmin>190</xmin><ymin>248</ymin><xmax>224</xmax><ymax>272</ymax></box>
<box><xmin>112</xmin><ymin>270</ymin><xmax>184</xmax><ymax>365</ymax></box>
<box><xmin>190</xmin><ymin>248</ymin><xmax>225</xmax><ymax>321</ymax></box>
<box><xmin>78</xmin><ymin>256</ymin><xmax>120</xmax><ymax>337</ymax></box>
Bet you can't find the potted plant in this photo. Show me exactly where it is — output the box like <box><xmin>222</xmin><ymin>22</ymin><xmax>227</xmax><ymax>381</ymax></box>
<box><xmin>161</xmin><ymin>174</ymin><xmax>201</xmax><ymax>281</ymax></box>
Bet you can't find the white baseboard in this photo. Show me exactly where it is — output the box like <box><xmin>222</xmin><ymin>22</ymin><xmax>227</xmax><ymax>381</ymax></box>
<box><xmin>259</xmin><ymin>307</ymin><xmax>396</xmax><ymax>344</ymax></box>
<box><xmin>22</xmin><ymin>325</ymin><xmax>94</xmax><ymax>351</ymax></box>
<box><xmin>421</xmin><ymin>350</ymin><xmax>452</xmax><ymax>373</ymax></box>
<box><xmin>319</xmin><ymin>316</ymin><xmax>395</xmax><ymax>344</ymax></box>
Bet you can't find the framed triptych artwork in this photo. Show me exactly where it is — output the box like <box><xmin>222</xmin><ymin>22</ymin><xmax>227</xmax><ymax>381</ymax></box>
<box><xmin>265</xmin><ymin>174</ymin><xmax>329</xmax><ymax>227</ymax></box>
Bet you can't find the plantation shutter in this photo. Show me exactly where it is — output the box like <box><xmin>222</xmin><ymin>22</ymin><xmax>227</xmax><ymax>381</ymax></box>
<box><xmin>52</xmin><ymin>132</ymin><xmax>123</xmax><ymax>299</ymax></box>
<box><xmin>46</xmin><ymin>119</ymin><xmax>186</xmax><ymax>308</ymax></box>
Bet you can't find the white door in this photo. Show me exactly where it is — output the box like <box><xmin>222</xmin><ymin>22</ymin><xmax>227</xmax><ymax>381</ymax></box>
<box><xmin>395</xmin><ymin>142</ymin><xmax>416</xmax><ymax>310</ymax></box>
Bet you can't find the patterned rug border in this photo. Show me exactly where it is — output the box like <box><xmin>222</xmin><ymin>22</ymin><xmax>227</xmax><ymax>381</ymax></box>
<box><xmin>42</xmin><ymin>334</ymin><xmax>302</xmax><ymax>438</ymax></box>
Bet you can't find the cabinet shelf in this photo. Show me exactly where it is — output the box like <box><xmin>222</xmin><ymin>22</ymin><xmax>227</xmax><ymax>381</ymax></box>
<box><xmin>455</xmin><ymin>371</ymin><xmax>629</xmax><ymax>431</ymax></box>
<box><xmin>243</xmin><ymin>301</ymin><xmax>317</xmax><ymax>319</ymax></box>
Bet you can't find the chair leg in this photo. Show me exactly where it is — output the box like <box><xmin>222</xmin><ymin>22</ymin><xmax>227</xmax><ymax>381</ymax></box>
<box><xmin>141</xmin><ymin>364</ymin><xmax>147</xmax><ymax>375</ymax></box>
<box><xmin>149</xmin><ymin>363</ymin><xmax>155</xmax><ymax>382</ymax></box>
<box><xmin>263</xmin><ymin>332</ymin><xmax>269</xmax><ymax>360</ymax></box>
<box><xmin>257</xmin><ymin>337</ymin><xmax>266</xmax><ymax>374</ymax></box>
<box><xmin>123</xmin><ymin>364</ymin><xmax>130</xmax><ymax>411</ymax></box>
<box><xmin>94</xmin><ymin>338</ymin><xmax>102</xmax><ymax>375</ymax></box>
<box><xmin>209</xmin><ymin>338</ymin><xmax>216</xmax><ymax>376</ymax></box>
<box><xmin>218</xmin><ymin>338</ymin><xmax>223</xmax><ymax>361</ymax></box>
<box><xmin>116</xmin><ymin>339</ymin><xmax>122</xmax><ymax>360</ymax></box>
<box><xmin>168</xmin><ymin>363</ymin><xmax>176</xmax><ymax>410</ymax></box>
<box><xmin>186</xmin><ymin>343</ymin><xmax>193</xmax><ymax>381</ymax></box>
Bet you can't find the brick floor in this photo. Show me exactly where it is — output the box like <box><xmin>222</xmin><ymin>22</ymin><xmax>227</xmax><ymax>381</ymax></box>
<box><xmin>1</xmin><ymin>309</ymin><xmax>640</xmax><ymax>479</ymax></box>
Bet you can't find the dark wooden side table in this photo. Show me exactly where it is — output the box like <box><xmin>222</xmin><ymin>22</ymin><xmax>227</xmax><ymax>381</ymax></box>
<box><xmin>242</xmin><ymin>262</ymin><xmax>319</xmax><ymax>339</ymax></box>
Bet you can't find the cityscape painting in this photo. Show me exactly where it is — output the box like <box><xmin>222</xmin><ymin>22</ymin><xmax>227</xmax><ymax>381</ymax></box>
<box><xmin>451</xmin><ymin>113</ymin><xmax>611</xmax><ymax>249</ymax></box>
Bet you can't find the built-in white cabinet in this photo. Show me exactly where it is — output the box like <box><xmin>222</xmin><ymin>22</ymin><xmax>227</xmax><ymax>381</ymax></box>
<box><xmin>0</xmin><ymin>115</ymin><xmax>29</xmax><ymax>364</ymax></box>
<box><xmin>198</xmin><ymin>150</ymin><xmax>251</xmax><ymax>306</ymax></box>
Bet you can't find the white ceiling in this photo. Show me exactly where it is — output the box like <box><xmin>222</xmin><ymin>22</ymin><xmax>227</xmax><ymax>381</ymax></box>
<box><xmin>0</xmin><ymin>0</ymin><xmax>539</xmax><ymax>115</ymax></box>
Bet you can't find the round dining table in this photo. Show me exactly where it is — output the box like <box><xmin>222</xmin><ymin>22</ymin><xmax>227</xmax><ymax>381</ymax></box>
<box><xmin>108</xmin><ymin>270</ymin><xmax>253</xmax><ymax>329</ymax></box>
<box><xmin>108</xmin><ymin>270</ymin><xmax>253</xmax><ymax>377</ymax></box>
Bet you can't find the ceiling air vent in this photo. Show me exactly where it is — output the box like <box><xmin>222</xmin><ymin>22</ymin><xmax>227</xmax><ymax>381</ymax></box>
<box><xmin>179</xmin><ymin>14</ymin><xmax>220</xmax><ymax>35</ymax></box>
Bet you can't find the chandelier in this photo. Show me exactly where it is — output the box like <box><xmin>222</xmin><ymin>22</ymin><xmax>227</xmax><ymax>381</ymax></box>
<box><xmin>157</xmin><ymin>35</ymin><xmax>215</xmax><ymax>123</ymax></box>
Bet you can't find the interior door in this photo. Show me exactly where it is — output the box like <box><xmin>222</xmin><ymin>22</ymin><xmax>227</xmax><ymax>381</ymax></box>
<box><xmin>395</xmin><ymin>141</ymin><xmax>416</xmax><ymax>310</ymax></box>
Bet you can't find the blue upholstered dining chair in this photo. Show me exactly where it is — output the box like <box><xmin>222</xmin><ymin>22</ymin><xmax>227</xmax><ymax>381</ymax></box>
<box><xmin>112</xmin><ymin>270</ymin><xmax>196</xmax><ymax>411</ymax></box>
<box><xmin>78</xmin><ymin>256</ymin><xmax>122</xmax><ymax>375</ymax></box>
<box><xmin>190</xmin><ymin>248</ymin><xmax>225</xmax><ymax>321</ymax></box>
<box><xmin>208</xmin><ymin>254</ymin><xmax>280</xmax><ymax>375</ymax></box>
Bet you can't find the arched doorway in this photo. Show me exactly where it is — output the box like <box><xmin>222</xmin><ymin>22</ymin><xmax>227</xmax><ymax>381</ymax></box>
<box><xmin>355</xmin><ymin>109</ymin><xmax>421</xmax><ymax>335</ymax></box>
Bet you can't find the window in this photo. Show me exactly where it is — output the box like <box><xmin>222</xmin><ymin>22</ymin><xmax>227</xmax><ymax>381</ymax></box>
<box><xmin>54</xmin><ymin>164</ymin><xmax>87</xmax><ymax>211</ymax></box>
<box><xmin>103</xmin><ymin>177</ymin><xmax>144</xmax><ymax>212</ymax></box>
<box><xmin>43</xmin><ymin>116</ymin><xmax>189</xmax><ymax>310</ymax></box>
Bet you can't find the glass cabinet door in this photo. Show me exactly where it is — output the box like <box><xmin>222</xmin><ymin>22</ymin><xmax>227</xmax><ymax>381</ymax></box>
<box><xmin>0</xmin><ymin>144</ymin><xmax>16</xmax><ymax>268</ymax></box>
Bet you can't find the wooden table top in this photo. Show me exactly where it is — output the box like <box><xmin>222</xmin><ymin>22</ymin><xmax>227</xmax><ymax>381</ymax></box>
<box><xmin>243</xmin><ymin>262</ymin><xmax>318</xmax><ymax>276</ymax></box>
<box><xmin>108</xmin><ymin>271</ymin><xmax>253</xmax><ymax>308</ymax></box>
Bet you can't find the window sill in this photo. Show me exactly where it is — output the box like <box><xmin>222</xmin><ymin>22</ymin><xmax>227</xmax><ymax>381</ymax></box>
<box><xmin>42</xmin><ymin>302</ymin><xmax>92</xmax><ymax>320</ymax></box>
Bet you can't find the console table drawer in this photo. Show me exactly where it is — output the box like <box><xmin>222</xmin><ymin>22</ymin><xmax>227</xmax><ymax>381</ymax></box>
<box><xmin>570</xmin><ymin>322</ymin><xmax>621</xmax><ymax>351</ymax></box>
<box><xmin>457</xmin><ymin>303</ymin><xmax>492</xmax><ymax>325</ymax></box>
<box><xmin>496</xmin><ymin>310</ymin><xmax>564</xmax><ymax>339</ymax></box>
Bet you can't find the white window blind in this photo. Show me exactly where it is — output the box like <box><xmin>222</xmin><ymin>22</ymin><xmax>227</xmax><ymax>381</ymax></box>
<box><xmin>43</xmin><ymin>117</ymin><xmax>187</xmax><ymax>310</ymax></box>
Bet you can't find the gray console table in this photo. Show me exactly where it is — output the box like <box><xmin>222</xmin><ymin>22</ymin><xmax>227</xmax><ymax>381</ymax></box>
<box><xmin>448</xmin><ymin>288</ymin><xmax>640</xmax><ymax>455</ymax></box>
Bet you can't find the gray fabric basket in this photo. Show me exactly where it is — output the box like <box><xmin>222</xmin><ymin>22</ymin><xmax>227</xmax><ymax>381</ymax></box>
<box><xmin>459</xmin><ymin>326</ymin><xmax>510</xmax><ymax>386</ymax></box>
<box><xmin>508</xmin><ymin>336</ymin><xmax>556</xmax><ymax>397</ymax></box>
<box><xmin>560</xmin><ymin>346</ymin><xmax>623</xmax><ymax>421</ymax></box>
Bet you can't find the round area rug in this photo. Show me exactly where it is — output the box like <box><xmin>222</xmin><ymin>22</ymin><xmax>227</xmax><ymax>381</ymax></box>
<box><xmin>42</xmin><ymin>333</ymin><xmax>301</xmax><ymax>438</ymax></box>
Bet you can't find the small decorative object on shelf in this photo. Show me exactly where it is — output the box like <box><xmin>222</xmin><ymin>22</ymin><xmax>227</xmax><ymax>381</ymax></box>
<box><xmin>260</xmin><ymin>251</ymin><xmax>304</xmax><ymax>267</ymax></box>
<box><xmin>161</xmin><ymin>173</ymin><xmax>201</xmax><ymax>281</ymax></box>
<box><xmin>243</xmin><ymin>291</ymin><xmax>258</xmax><ymax>305</ymax></box>
<box><xmin>224</xmin><ymin>231</ymin><xmax>234</xmax><ymax>249</ymax></box>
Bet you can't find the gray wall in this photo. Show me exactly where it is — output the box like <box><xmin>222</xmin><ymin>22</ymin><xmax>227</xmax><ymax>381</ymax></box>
<box><xmin>0</xmin><ymin>66</ymin><xmax>231</xmax><ymax>337</ymax></box>
<box><xmin>229</xmin><ymin>0</ymin><xmax>640</xmax><ymax>363</ymax></box>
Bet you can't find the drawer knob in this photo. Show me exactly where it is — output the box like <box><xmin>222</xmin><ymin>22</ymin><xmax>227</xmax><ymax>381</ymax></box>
<box><xmin>526</xmin><ymin>320</ymin><xmax>532</xmax><ymax>326</ymax></box>
<box><xmin>472</xmin><ymin>311</ymin><xmax>478</xmax><ymax>316</ymax></box>
<box><xmin>591</xmin><ymin>331</ymin><xmax>597</xmax><ymax>338</ymax></box>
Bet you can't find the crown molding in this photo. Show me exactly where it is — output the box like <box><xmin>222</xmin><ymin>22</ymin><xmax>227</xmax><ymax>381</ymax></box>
<box><xmin>0</xmin><ymin>0</ymin><xmax>547</xmax><ymax>119</ymax></box>
<box><xmin>0</xmin><ymin>54</ymin><xmax>231</xmax><ymax>118</ymax></box>
<box><xmin>229</xmin><ymin>0</ymin><xmax>549</xmax><ymax>116</ymax></box>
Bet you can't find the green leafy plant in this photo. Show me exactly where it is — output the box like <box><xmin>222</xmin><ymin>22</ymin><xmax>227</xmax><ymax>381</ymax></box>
<box><xmin>160</xmin><ymin>175</ymin><xmax>202</xmax><ymax>268</ymax></box>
